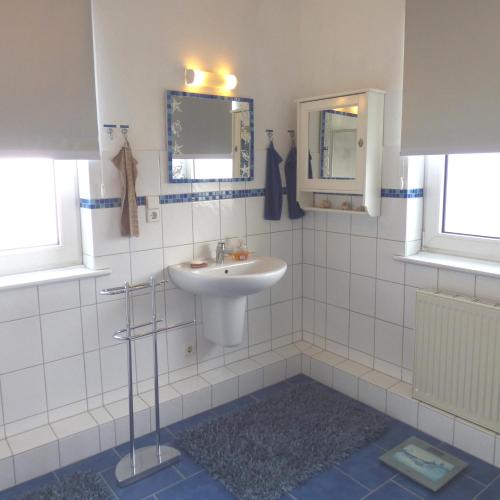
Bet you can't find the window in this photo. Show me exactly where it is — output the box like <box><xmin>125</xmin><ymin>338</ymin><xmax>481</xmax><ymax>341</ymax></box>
<box><xmin>424</xmin><ymin>153</ymin><xmax>500</xmax><ymax>262</ymax></box>
<box><xmin>0</xmin><ymin>158</ymin><xmax>81</xmax><ymax>276</ymax></box>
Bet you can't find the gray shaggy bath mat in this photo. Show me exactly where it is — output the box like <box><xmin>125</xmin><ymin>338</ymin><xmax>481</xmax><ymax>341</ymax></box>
<box><xmin>176</xmin><ymin>381</ymin><xmax>389</xmax><ymax>500</ymax></box>
<box><xmin>17</xmin><ymin>472</ymin><xmax>111</xmax><ymax>499</ymax></box>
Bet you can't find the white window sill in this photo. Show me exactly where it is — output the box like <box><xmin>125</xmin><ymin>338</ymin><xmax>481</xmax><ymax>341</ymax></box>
<box><xmin>0</xmin><ymin>266</ymin><xmax>111</xmax><ymax>291</ymax></box>
<box><xmin>394</xmin><ymin>251</ymin><xmax>500</xmax><ymax>279</ymax></box>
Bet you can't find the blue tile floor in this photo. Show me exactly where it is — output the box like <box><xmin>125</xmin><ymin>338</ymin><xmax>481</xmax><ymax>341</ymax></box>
<box><xmin>1</xmin><ymin>375</ymin><xmax>499</xmax><ymax>499</ymax></box>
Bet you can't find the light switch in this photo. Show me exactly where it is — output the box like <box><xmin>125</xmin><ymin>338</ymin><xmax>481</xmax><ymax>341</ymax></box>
<box><xmin>146</xmin><ymin>195</ymin><xmax>160</xmax><ymax>223</ymax></box>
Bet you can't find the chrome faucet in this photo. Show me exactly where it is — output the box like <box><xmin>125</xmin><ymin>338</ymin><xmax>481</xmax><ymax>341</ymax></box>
<box><xmin>216</xmin><ymin>241</ymin><xmax>232</xmax><ymax>264</ymax></box>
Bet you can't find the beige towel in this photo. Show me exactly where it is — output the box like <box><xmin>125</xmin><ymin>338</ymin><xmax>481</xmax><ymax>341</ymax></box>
<box><xmin>112</xmin><ymin>139</ymin><xmax>139</xmax><ymax>237</ymax></box>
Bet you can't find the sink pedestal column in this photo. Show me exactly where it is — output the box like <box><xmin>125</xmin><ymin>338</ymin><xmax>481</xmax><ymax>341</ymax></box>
<box><xmin>201</xmin><ymin>295</ymin><xmax>246</xmax><ymax>346</ymax></box>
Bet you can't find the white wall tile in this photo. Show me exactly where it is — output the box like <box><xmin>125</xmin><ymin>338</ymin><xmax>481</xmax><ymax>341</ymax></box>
<box><xmin>58</xmin><ymin>427</ymin><xmax>100</xmax><ymax>467</ymax></box>
<box><xmin>248</xmin><ymin>306</ymin><xmax>271</xmax><ymax>345</ymax></box>
<box><xmin>130</xmin><ymin>205</ymin><xmax>163</xmax><ymax>252</ymax></box>
<box><xmin>246</xmin><ymin>197</ymin><xmax>270</xmax><ymax>235</ymax></box>
<box><xmin>349</xmin><ymin>275</ymin><xmax>375</xmax><ymax>316</ymax></box>
<box><xmin>404</xmin><ymin>286</ymin><xmax>417</xmax><ymax>329</ymax></box>
<box><xmin>376</xmin><ymin>239</ymin><xmax>405</xmax><ymax>284</ymax></box>
<box><xmin>0</xmin><ymin>287</ymin><xmax>38</xmax><ymax>323</ymax></box>
<box><xmin>81</xmin><ymin>305</ymin><xmax>99</xmax><ymax>352</ymax></box>
<box><xmin>375</xmin><ymin>280</ymin><xmax>404</xmax><ymax>325</ymax></box>
<box><xmin>378</xmin><ymin>197</ymin><xmax>406</xmax><ymax>241</ymax></box>
<box><xmin>314</xmin><ymin>266</ymin><xmax>326</xmax><ymax>302</ymax></box>
<box><xmin>314</xmin><ymin>301</ymin><xmax>326</xmax><ymax>337</ymax></box>
<box><xmin>349</xmin><ymin>312</ymin><xmax>374</xmax><ymax>355</ymax></box>
<box><xmin>417</xmin><ymin>403</ymin><xmax>454</xmax><ymax>444</ymax></box>
<box><xmin>97</xmin><ymin>299</ymin><xmax>126</xmax><ymax>349</ymax></box>
<box><xmin>100</xmin><ymin>344</ymin><xmax>127</xmax><ymax>393</ymax></box>
<box><xmin>314</xmin><ymin>231</ymin><xmax>326</xmax><ymax>267</ymax></box>
<box><xmin>0</xmin><ymin>317</ymin><xmax>43</xmax><ymax>374</ymax></box>
<box><xmin>162</xmin><ymin>203</ymin><xmax>193</xmax><ymax>247</ymax></box>
<box><xmin>41</xmin><ymin>308</ymin><xmax>83</xmax><ymax>362</ymax></box>
<box><xmin>167</xmin><ymin>325</ymin><xmax>196</xmax><ymax>372</ymax></box>
<box><xmin>45</xmin><ymin>356</ymin><xmax>86</xmax><ymax>409</ymax></box>
<box><xmin>88</xmin><ymin>207</ymin><xmax>131</xmax><ymax>257</ymax></box>
<box><xmin>79</xmin><ymin>278</ymin><xmax>96</xmax><ymax>306</ymax></box>
<box><xmin>134</xmin><ymin>150</ymin><xmax>161</xmax><ymax>195</ymax></box>
<box><xmin>1</xmin><ymin>365</ymin><xmax>47</xmax><ymax>423</ymax></box>
<box><xmin>0</xmin><ymin>456</ymin><xmax>14</xmax><ymax>491</ymax></box>
<box><xmin>402</xmin><ymin>328</ymin><xmax>415</xmax><ymax>370</ymax></box>
<box><xmin>38</xmin><ymin>281</ymin><xmax>80</xmax><ymax>314</ymax></box>
<box><xmin>374</xmin><ymin>319</ymin><xmax>403</xmax><ymax>366</ymax></box>
<box><xmin>326</xmin><ymin>305</ymin><xmax>349</xmax><ymax>346</ymax></box>
<box><xmin>327</xmin><ymin>211</ymin><xmax>351</xmax><ymax>234</ymax></box>
<box><xmin>302</xmin><ymin>229</ymin><xmax>314</xmax><ymax>265</ymax></box>
<box><xmin>387</xmin><ymin>386</ymin><xmax>418</xmax><ymax>427</ymax></box>
<box><xmin>350</xmin><ymin>236</ymin><xmax>376</xmax><ymax>277</ymax></box>
<box><xmin>130</xmin><ymin>248</ymin><xmax>164</xmax><ymax>284</ymax></box>
<box><xmin>94</xmin><ymin>254</ymin><xmax>132</xmax><ymax>302</ymax></box>
<box><xmin>193</xmin><ymin>201</ymin><xmax>220</xmax><ymax>243</ymax></box>
<box><xmin>475</xmin><ymin>275</ymin><xmax>500</xmax><ymax>302</ymax></box>
<box><xmin>271</xmin><ymin>267</ymin><xmax>293</xmax><ymax>303</ymax></box>
<box><xmin>405</xmin><ymin>263</ymin><xmax>437</xmax><ymax>289</ymax></box>
<box><xmin>358</xmin><ymin>379</ymin><xmax>386</xmax><ymax>412</ymax></box>
<box><xmin>326</xmin><ymin>233</ymin><xmax>350</xmax><ymax>272</ymax></box>
<box><xmin>326</xmin><ymin>269</ymin><xmax>350</xmax><ymax>309</ymax></box>
<box><xmin>351</xmin><ymin>213</ymin><xmax>378</xmax><ymax>238</ymax></box>
<box><xmin>438</xmin><ymin>269</ymin><xmax>475</xmax><ymax>296</ymax></box>
<box><xmin>13</xmin><ymin>440</ymin><xmax>59</xmax><ymax>483</ymax></box>
<box><xmin>302</xmin><ymin>298</ymin><xmax>314</xmax><ymax>333</ymax></box>
<box><xmin>165</xmin><ymin>288</ymin><xmax>195</xmax><ymax>327</ymax></box>
<box><xmin>271</xmin><ymin>301</ymin><xmax>293</xmax><ymax>339</ymax></box>
<box><xmin>84</xmin><ymin>351</ymin><xmax>102</xmax><ymax>397</ymax></box>
<box><xmin>453</xmin><ymin>419</ymin><xmax>495</xmax><ymax>463</ymax></box>
<box><xmin>221</xmin><ymin>198</ymin><xmax>246</xmax><ymax>240</ymax></box>
<box><xmin>270</xmin><ymin>231</ymin><xmax>293</xmax><ymax>264</ymax></box>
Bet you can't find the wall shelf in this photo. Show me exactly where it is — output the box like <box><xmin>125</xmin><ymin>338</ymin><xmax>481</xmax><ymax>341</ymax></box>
<box><xmin>302</xmin><ymin>206</ymin><xmax>369</xmax><ymax>215</ymax></box>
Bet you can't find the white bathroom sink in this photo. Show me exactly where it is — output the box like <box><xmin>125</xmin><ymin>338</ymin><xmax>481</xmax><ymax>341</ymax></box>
<box><xmin>168</xmin><ymin>256</ymin><xmax>287</xmax><ymax>346</ymax></box>
<box><xmin>168</xmin><ymin>256</ymin><xmax>287</xmax><ymax>298</ymax></box>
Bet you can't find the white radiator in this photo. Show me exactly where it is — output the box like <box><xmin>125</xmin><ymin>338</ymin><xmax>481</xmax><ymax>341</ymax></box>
<box><xmin>414</xmin><ymin>290</ymin><xmax>500</xmax><ymax>433</ymax></box>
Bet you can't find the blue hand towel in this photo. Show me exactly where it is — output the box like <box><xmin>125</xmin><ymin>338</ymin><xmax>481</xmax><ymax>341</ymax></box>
<box><xmin>264</xmin><ymin>141</ymin><xmax>283</xmax><ymax>220</ymax></box>
<box><xmin>284</xmin><ymin>146</ymin><xmax>305</xmax><ymax>219</ymax></box>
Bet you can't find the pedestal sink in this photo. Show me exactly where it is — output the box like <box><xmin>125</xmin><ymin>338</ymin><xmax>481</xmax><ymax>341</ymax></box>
<box><xmin>168</xmin><ymin>256</ymin><xmax>287</xmax><ymax>346</ymax></box>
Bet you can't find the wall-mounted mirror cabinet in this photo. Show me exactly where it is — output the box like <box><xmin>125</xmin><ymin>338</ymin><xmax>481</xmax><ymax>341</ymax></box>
<box><xmin>166</xmin><ymin>90</ymin><xmax>254</xmax><ymax>183</ymax></box>
<box><xmin>296</xmin><ymin>89</ymin><xmax>384</xmax><ymax>216</ymax></box>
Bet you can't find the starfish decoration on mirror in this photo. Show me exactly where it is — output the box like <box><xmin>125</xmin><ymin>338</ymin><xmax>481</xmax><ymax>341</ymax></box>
<box><xmin>172</xmin><ymin>97</ymin><xmax>182</xmax><ymax>113</ymax></box>
<box><xmin>171</xmin><ymin>120</ymin><xmax>182</xmax><ymax>137</ymax></box>
<box><xmin>173</xmin><ymin>142</ymin><xmax>183</xmax><ymax>155</ymax></box>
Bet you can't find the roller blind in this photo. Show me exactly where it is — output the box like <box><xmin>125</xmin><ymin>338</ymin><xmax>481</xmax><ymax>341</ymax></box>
<box><xmin>401</xmin><ymin>0</ymin><xmax>500</xmax><ymax>155</ymax></box>
<box><xmin>0</xmin><ymin>0</ymin><xmax>99</xmax><ymax>159</ymax></box>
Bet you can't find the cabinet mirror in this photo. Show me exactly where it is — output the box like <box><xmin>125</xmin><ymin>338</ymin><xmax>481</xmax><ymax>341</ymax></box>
<box><xmin>308</xmin><ymin>106</ymin><xmax>358</xmax><ymax>180</ymax></box>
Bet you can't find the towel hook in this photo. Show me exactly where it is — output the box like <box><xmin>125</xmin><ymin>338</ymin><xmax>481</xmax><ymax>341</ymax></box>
<box><xmin>104</xmin><ymin>124</ymin><xmax>117</xmax><ymax>140</ymax></box>
<box><xmin>120</xmin><ymin>125</ymin><xmax>130</xmax><ymax>138</ymax></box>
<box><xmin>266</xmin><ymin>129</ymin><xmax>274</xmax><ymax>143</ymax></box>
<box><xmin>288</xmin><ymin>130</ymin><xmax>296</xmax><ymax>147</ymax></box>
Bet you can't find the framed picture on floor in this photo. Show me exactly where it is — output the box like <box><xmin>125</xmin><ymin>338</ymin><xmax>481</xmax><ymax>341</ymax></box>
<box><xmin>379</xmin><ymin>436</ymin><xmax>468</xmax><ymax>492</ymax></box>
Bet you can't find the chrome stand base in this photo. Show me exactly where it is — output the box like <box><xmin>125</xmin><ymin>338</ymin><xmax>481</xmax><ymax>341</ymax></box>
<box><xmin>115</xmin><ymin>445</ymin><xmax>181</xmax><ymax>486</ymax></box>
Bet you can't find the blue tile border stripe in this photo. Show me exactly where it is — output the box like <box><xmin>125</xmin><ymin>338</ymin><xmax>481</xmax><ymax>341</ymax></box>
<box><xmin>80</xmin><ymin>187</ymin><xmax>420</xmax><ymax>209</ymax></box>
<box><xmin>80</xmin><ymin>188</ymin><xmax>277</xmax><ymax>209</ymax></box>
<box><xmin>381</xmin><ymin>188</ymin><xmax>423</xmax><ymax>198</ymax></box>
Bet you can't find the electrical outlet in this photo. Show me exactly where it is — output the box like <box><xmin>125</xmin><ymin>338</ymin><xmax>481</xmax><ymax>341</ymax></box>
<box><xmin>185</xmin><ymin>344</ymin><xmax>193</xmax><ymax>356</ymax></box>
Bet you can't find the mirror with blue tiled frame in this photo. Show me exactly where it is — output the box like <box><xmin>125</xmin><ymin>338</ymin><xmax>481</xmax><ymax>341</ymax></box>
<box><xmin>165</xmin><ymin>90</ymin><xmax>254</xmax><ymax>183</ymax></box>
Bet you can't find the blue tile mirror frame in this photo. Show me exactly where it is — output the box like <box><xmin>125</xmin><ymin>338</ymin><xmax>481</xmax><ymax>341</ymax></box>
<box><xmin>165</xmin><ymin>90</ymin><xmax>254</xmax><ymax>183</ymax></box>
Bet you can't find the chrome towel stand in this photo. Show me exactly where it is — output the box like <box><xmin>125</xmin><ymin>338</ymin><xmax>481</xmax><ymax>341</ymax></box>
<box><xmin>100</xmin><ymin>276</ymin><xmax>194</xmax><ymax>486</ymax></box>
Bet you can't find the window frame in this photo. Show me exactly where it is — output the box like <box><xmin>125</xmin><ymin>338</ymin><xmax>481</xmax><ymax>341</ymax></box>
<box><xmin>423</xmin><ymin>155</ymin><xmax>500</xmax><ymax>262</ymax></box>
<box><xmin>0</xmin><ymin>160</ymin><xmax>82</xmax><ymax>276</ymax></box>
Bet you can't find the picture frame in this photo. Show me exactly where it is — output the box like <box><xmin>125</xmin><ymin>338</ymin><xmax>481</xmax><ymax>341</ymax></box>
<box><xmin>379</xmin><ymin>436</ymin><xmax>468</xmax><ymax>492</ymax></box>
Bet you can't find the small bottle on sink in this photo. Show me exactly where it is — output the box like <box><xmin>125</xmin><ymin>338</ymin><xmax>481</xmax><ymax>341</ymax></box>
<box><xmin>232</xmin><ymin>242</ymin><xmax>250</xmax><ymax>261</ymax></box>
